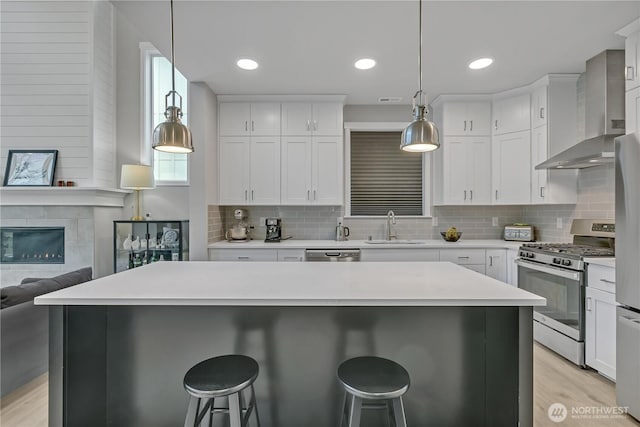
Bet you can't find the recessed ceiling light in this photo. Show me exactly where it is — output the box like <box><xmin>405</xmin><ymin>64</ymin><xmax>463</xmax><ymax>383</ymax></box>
<box><xmin>355</xmin><ymin>58</ymin><xmax>376</xmax><ymax>70</ymax></box>
<box><xmin>237</xmin><ymin>58</ymin><xmax>258</xmax><ymax>70</ymax></box>
<box><xmin>468</xmin><ymin>57</ymin><xmax>493</xmax><ymax>70</ymax></box>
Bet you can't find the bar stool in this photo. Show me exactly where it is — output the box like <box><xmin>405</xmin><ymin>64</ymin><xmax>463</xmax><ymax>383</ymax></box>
<box><xmin>338</xmin><ymin>356</ymin><xmax>410</xmax><ymax>427</ymax></box>
<box><xmin>183</xmin><ymin>354</ymin><xmax>261</xmax><ymax>427</ymax></box>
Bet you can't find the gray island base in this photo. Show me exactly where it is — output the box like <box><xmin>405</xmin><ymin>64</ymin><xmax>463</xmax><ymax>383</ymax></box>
<box><xmin>37</xmin><ymin>262</ymin><xmax>544</xmax><ymax>427</ymax></box>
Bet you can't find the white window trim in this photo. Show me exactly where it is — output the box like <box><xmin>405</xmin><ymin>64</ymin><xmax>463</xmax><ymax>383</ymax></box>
<box><xmin>139</xmin><ymin>42</ymin><xmax>190</xmax><ymax>186</ymax></box>
<box><xmin>343</xmin><ymin>122</ymin><xmax>432</xmax><ymax>218</ymax></box>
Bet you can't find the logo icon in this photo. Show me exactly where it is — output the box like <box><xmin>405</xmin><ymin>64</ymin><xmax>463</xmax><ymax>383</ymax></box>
<box><xmin>548</xmin><ymin>403</ymin><xmax>568</xmax><ymax>423</ymax></box>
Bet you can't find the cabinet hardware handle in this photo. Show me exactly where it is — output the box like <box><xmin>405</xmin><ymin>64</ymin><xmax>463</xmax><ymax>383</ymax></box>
<box><xmin>470</xmin><ymin>120</ymin><xmax>473</xmax><ymax>131</ymax></box>
<box><xmin>540</xmin><ymin>187</ymin><xmax>544</xmax><ymax>198</ymax></box>
<box><xmin>238</xmin><ymin>256</ymin><xmax>250</xmax><ymax>260</ymax></box>
<box><xmin>540</xmin><ymin>107</ymin><xmax>545</xmax><ymax>119</ymax></box>
<box><xmin>495</xmin><ymin>190</ymin><xmax>498</xmax><ymax>200</ymax></box>
<box><xmin>306</xmin><ymin>120</ymin><xmax>310</xmax><ymax>131</ymax></box>
<box><xmin>586</xmin><ymin>297</ymin><xmax>592</xmax><ymax>312</ymax></box>
<box><xmin>314</xmin><ymin>190</ymin><xmax>317</xmax><ymax>200</ymax></box>
<box><xmin>464</xmin><ymin>120</ymin><xmax>467</xmax><ymax>131</ymax></box>
<box><xmin>313</xmin><ymin>120</ymin><xmax>318</xmax><ymax>131</ymax></box>
<box><xmin>245</xmin><ymin>190</ymin><xmax>248</xmax><ymax>200</ymax></box>
<box><xmin>470</xmin><ymin>190</ymin><xmax>473</xmax><ymax>200</ymax></box>
<box><xmin>283</xmin><ymin>256</ymin><xmax>299</xmax><ymax>260</ymax></box>
<box><xmin>251</xmin><ymin>121</ymin><xmax>254</xmax><ymax>132</ymax></box>
<box><xmin>251</xmin><ymin>190</ymin><xmax>254</xmax><ymax>200</ymax></box>
<box><xmin>600</xmin><ymin>278</ymin><xmax>615</xmax><ymax>285</ymax></box>
<box><xmin>464</xmin><ymin>190</ymin><xmax>467</xmax><ymax>201</ymax></box>
<box><xmin>458</xmin><ymin>256</ymin><xmax>470</xmax><ymax>259</ymax></box>
<box><xmin>627</xmin><ymin>66</ymin><xmax>635</xmax><ymax>81</ymax></box>
<box><xmin>489</xmin><ymin>256</ymin><xmax>493</xmax><ymax>266</ymax></box>
<box><xmin>307</xmin><ymin>190</ymin><xmax>310</xmax><ymax>200</ymax></box>
<box><xmin>494</xmin><ymin>120</ymin><xmax>498</xmax><ymax>130</ymax></box>
<box><xmin>245</xmin><ymin>121</ymin><xmax>248</xmax><ymax>132</ymax></box>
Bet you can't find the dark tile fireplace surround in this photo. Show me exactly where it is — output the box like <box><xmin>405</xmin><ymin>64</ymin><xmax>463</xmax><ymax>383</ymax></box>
<box><xmin>1</xmin><ymin>227</ymin><xmax>64</xmax><ymax>264</ymax></box>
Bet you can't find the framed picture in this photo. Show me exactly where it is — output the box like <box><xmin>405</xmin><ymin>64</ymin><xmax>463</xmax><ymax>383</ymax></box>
<box><xmin>3</xmin><ymin>150</ymin><xmax>58</xmax><ymax>187</ymax></box>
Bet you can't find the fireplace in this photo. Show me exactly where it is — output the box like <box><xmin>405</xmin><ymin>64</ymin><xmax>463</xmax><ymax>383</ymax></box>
<box><xmin>1</xmin><ymin>227</ymin><xmax>64</xmax><ymax>264</ymax></box>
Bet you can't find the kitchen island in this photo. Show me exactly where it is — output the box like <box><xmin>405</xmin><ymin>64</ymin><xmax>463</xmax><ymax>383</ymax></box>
<box><xmin>35</xmin><ymin>261</ymin><xmax>545</xmax><ymax>427</ymax></box>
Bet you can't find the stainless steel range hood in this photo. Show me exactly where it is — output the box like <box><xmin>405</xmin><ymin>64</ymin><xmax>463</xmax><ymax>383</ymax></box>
<box><xmin>536</xmin><ymin>50</ymin><xmax>625</xmax><ymax>170</ymax></box>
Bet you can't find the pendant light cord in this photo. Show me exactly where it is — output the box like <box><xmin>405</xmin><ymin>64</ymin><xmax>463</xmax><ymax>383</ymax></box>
<box><xmin>170</xmin><ymin>0</ymin><xmax>176</xmax><ymax>106</ymax></box>
<box><xmin>418</xmin><ymin>0</ymin><xmax>422</xmax><ymax>102</ymax></box>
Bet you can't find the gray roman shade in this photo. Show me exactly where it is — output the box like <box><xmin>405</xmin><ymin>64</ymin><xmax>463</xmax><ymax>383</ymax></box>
<box><xmin>350</xmin><ymin>131</ymin><xmax>423</xmax><ymax>216</ymax></box>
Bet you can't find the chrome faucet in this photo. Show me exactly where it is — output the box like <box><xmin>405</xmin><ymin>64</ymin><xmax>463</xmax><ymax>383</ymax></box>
<box><xmin>386</xmin><ymin>210</ymin><xmax>397</xmax><ymax>240</ymax></box>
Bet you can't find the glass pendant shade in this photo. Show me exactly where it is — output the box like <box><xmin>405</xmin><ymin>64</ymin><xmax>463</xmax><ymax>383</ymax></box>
<box><xmin>153</xmin><ymin>105</ymin><xmax>193</xmax><ymax>153</ymax></box>
<box><xmin>400</xmin><ymin>105</ymin><xmax>440</xmax><ymax>152</ymax></box>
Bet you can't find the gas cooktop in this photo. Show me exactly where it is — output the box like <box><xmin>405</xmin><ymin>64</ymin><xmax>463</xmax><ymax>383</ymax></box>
<box><xmin>521</xmin><ymin>243</ymin><xmax>614</xmax><ymax>258</ymax></box>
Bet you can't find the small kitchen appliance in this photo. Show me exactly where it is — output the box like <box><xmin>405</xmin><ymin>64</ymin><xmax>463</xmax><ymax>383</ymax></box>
<box><xmin>225</xmin><ymin>209</ymin><xmax>251</xmax><ymax>242</ymax></box>
<box><xmin>335</xmin><ymin>222</ymin><xmax>350</xmax><ymax>242</ymax></box>
<box><xmin>504</xmin><ymin>224</ymin><xmax>534</xmax><ymax>241</ymax></box>
<box><xmin>516</xmin><ymin>219</ymin><xmax>615</xmax><ymax>367</ymax></box>
<box><xmin>264</xmin><ymin>218</ymin><xmax>282</xmax><ymax>243</ymax></box>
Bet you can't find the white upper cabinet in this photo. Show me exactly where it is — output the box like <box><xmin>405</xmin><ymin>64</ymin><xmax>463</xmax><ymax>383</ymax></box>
<box><xmin>281</xmin><ymin>103</ymin><xmax>343</xmax><ymax>136</ymax></box>
<box><xmin>627</xmin><ymin>86</ymin><xmax>640</xmax><ymax>134</ymax></box>
<box><xmin>625</xmin><ymin>30</ymin><xmax>640</xmax><ymax>91</ymax></box>
<box><xmin>439</xmin><ymin>136</ymin><xmax>491</xmax><ymax>205</ymax></box>
<box><xmin>492</xmin><ymin>130</ymin><xmax>531</xmax><ymax>204</ymax></box>
<box><xmin>492</xmin><ymin>94</ymin><xmax>531</xmax><ymax>135</ymax></box>
<box><xmin>530</xmin><ymin>75</ymin><xmax>579</xmax><ymax>204</ymax></box>
<box><xmin>219</xmin><ymin>136</ymin><xmax>281</xmax><ymax>205</ymax></box>
<box><xmin>441</xmin><ymin>101</ymin><xmax>491</xmax><ymax>136</ymax></box>
<box><xmin>219</xmin><ymin>102</ymin><xmax>281</xmax><ymax>136</ymax></box>
<box><xmin>531</xmin><ymin>85</ymin><xmax>548</xmax><ymax>129</ymax></box>
<box><xmin>281</xmin><ymin>136</ymin><xmax>343</xmax><ymax>205</ymax></box>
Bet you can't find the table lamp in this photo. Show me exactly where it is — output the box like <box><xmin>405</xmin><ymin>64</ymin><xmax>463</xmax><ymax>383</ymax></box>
<box><xmin>120</xmin><ymin>164</ymin><xmax>155</xmax><ymax>221</ymax></box>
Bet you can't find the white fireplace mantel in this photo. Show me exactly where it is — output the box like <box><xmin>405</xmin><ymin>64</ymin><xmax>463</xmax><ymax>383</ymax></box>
<box><xmin>0</xmin><ymin>187</ymin><xmax>130</xmax><ymax>207</ymax></box>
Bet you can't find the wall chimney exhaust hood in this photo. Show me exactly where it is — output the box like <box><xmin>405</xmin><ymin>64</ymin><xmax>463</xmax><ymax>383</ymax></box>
<box><xmin>536</xmin><ymin>50</ymin><xmax>625</xmax><ymax>170</ymax></box>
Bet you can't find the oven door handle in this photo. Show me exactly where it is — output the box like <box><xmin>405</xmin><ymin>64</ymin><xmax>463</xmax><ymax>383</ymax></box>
<box><xmin>515</xmin><ymin>259</ymin><xmax>582</xmax><ymax>281</ymax></box>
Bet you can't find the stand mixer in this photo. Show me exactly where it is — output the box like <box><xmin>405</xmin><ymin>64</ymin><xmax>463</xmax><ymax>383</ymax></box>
<box><xmin>225</xmin><ymin>209</ymin><xmax>252</xmax><ymax>242</ymax></box>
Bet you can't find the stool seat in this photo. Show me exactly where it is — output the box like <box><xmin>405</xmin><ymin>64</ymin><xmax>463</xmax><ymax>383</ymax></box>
<box><xmin>338</xmin><ymin>356</ymin><xmax>410</xmax><ymax>400</ymax></box>
<box><xmin>184</xmin><ymin>354</ymin><xmax>259</xmax><ymax>399</ymax></box>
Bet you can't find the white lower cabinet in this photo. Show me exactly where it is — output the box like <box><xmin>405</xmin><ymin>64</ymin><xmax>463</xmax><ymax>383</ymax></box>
<box><xmin>277</xmin><ymin>249</ymin><xmax>305</xmax><ymax>262</ymax></box>
<box><xmin>440</xmin><ymin>249</ymin><xmax>489</xmax><ymax>277</ymax></box>
<box><xmin>506</xmin><ymin>249</ymin><xmax>519</xmax><ymax>286</ymax></box>
<box><xmin>209</xmin><ymin>249</ymin><xmax>278</xmax><ymax>262</ymax></box>
<box><xmin>485</xmin><ymin>249</ymin><xmax>507</xmax><ymax>282</ymax></box>
<box><xmin>360</xmin><ymin>249</ymin><xmax>439</xmax><ymax>262</ymax></box>
<box><xmin>586</xmin><ymin>264</ymin><xmax>617</xmax><ymax>381</ymax></box>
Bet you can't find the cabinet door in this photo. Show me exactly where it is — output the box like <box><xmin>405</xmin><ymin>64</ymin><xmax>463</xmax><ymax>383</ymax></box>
<box><xmin>440</xmin><ymin>249</ymin><xmax>486</xmax><ymax>265</ymax></box>
<box><xmin>626</xmin><ymin>32</ymin><xmax>640</xmax><ymax>91</ymax></box>
<box><xmin>531</xmin><ymin>125</ymin><xmax>548</xmax><ymax>204</ymax></box>
<box><xmin>442</xmin><ymin>102</ymin><xmax>469</xmax><ymax>135</ymax></box>
<box><xmin>277</xmin><ymin>249</ymin><xmax>305</xmax><ymax>262</ymax></box>
<box><xmin>249</xmin><ymin>137</ymin><xmax>281</xmax><ymax>204</ymax></box>
<box><xmin>442</xmin><ymin>137</ymin><xmax>469</xmax><ymax>204</ymax></box>
<box><xmin>468</xmin><ymin>137</ymin><xmax>491</xmax><ymax>204</ymax></box>
<box><xmin>219</xmin><ymin>103</ymin><xmax>251</xmax><ymax>136</ymax></box>
<box><xmin>312</xmin><ymin>103</ymin><xmax>343</xmax><ymax>136</ymax></box>
<box><xmin>531</xmin><ymin>86</ymin><xmax>548</xmax><ymax>128</ymax></box>
<box><xmin>466</xmin><ymin>102</ymin><xmax>491</xmax><ymax>136</ymax></box>
<box><xmin>209</xmin><ymin>249</ymin><xmax>278</xmax><ymax>261</ymax></box>
<box><xmin>281</xmin><ymin>102</ymin><xmax>312</xmax><ymax>136</ymax></box>
<box><xmin>626</xmin><ymin>86</ymin><xmax>640</xmax><ymax>134</ymax></box>
<box><xmin>486</xmin><ymin>249</ymin><xmax>507</xmax><ymax>282</ymax></box>
<box><xmin>312</xmin><ymin>136</ymin><xmax>343</xmax><ymax>205</ymax></box>
<box><xmin>492</xmin><ymin>130</ymin><xmax>531</xmax><ymax>204</ymax></box>
<box><xmin>361</xmin><ymin>248</ymin><xmax>439</xmax><ymax>262</ymax></box>
<box><xmin>281</xmin><ymin>137</ymin><xmax>312</xmax><ymax>205</ymax></box>
<box><xmin>250</xmin><ymin>103</ymin><xmax>281</xmax><ymax>136</ymax></box>
<box><xmin>586</xmin><ymin>287</ymin><xmax>617</xmax><ymax>380</ymax></box>
<box><xmin>493</xmin><ymin>94</ymin><xmax>531</xmax><ymax>135</ymax></box>
<box><xmin>219</xmin><ymin>137</ymin><xmax>250</xmax><ymax>204</ymax></box>
<box><xmin>506</xmin><ymin>249</ymin><xmax>519</xmax><ymax>286</ymax></box>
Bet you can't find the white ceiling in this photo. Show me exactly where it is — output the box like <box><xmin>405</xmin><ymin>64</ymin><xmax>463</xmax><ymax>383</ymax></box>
<box><xmin>112</xmin><ymin>1</ymin><xmax>640</xmax><ymax>105</ymax></box>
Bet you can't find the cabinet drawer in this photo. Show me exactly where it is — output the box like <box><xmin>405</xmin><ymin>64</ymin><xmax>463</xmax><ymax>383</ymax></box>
<box><xmin>440</xmin><ymin>249</ymin><xmax>486</xmax><ymax>265</ymax></box>
<box><xmin>278</xmin><ymin>249</ymin><xmax>305</xmax><ymax>262</ymax></box>
<box><xmin>463</xmin><ymin>264</ymin><xmax>486</xmax><ymax>275</ymax></box>
<box><xmin>588</xmin><ymin>264</ymin><xmax>616</xmax><ymax>293</ymax></box>
<box><xmin>360</xmin><ymin>249</ymin><xmax>439</xmax><ymax>262</ymax></box>
<box><xmin>209</xmin><ymin>249</ymin><xmax>277</xmax><ymax>262</ymax></box>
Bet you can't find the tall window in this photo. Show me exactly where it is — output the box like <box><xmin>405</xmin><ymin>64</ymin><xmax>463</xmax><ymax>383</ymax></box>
<box><xmin>148</xmin><ymin>53</ymin><xmax>189</xmax><ymax>184</ymax></box>
<box><xmin>349</xmin><ymin>131</ymin><xmax>425</xmax><ymax>216</ymax></box>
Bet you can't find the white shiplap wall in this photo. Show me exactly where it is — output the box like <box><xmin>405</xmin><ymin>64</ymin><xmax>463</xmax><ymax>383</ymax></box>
<box><xmin>0</xmin><ymin>1</ymin><xmax>115</xmax><ymax>187</ymax></box>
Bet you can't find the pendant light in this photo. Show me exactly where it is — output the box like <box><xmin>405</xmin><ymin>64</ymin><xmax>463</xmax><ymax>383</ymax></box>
<box><xmin>152</xmin><ymin>0</ymin><xmax>194</xmax><ymax>154</ymax></box>
<box><xmin>400</xmin><ymin>0</ymin><xmax>440</xmax><ymax>152</ymax></box>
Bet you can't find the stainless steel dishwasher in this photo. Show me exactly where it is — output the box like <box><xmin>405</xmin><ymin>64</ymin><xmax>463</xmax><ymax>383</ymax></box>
<box><xmin>305</xmin><ymin>249</ymin><xmax>361</xmax><ymax>262</ymax></box>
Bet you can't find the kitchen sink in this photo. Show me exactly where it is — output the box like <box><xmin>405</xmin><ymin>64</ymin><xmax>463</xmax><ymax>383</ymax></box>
<box><xmin>364</xmin><ymin>239</ymin><xmax>426</xmax><ymax>244</ymax></box>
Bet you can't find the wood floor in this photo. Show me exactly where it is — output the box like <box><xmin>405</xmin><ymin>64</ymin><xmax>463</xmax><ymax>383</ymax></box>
<box><xmin>1</xmin><ymin>344</ymin><xmax>639</xmax><ymax>426</ymax></box>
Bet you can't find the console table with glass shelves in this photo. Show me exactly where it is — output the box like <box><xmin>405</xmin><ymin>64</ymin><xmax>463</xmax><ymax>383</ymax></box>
<box><xmin>113</xmin><ymin>220</ymin><xmax>189</xmax><ymax>273</ymax></box>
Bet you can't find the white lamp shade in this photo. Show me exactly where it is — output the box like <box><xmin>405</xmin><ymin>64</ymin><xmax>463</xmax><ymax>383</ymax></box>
<box><xmin>120</xmin><ymin>164</ymin><xmax>155</xmax><ymax>190</ymax></box>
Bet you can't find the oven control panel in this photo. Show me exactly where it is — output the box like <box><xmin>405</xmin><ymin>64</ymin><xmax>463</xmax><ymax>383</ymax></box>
<box><xmin>552</xmin><ymin>257</ymin><xmax>572</xmax><ymax>267</ymax></box>
<box><xmin>519</xmin><ymin>250</ymin><xmax>536</xmax><ymax>259</ymax></box>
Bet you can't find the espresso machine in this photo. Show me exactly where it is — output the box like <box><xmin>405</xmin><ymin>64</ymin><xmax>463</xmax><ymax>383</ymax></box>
<box><xmin>265</xmin><ymin>218</ymin><xmax>282</xmax><ymax>242</ymax></box>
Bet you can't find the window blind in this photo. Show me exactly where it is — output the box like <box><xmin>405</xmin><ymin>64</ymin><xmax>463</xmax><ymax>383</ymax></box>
<box><xmin>350</xmin><ymin>131</ymin><xmax>423</xmax><ymax>216</ymax></box>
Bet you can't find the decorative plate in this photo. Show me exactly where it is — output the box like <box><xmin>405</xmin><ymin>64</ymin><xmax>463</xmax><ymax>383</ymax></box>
<box><xmin>163</xmin><ymin>229</ymin><xmax>179</xmax><ymax>244</ymax></box>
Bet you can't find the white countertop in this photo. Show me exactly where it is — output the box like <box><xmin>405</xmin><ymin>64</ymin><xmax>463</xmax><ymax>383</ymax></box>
<box><xmin>35</xmin><ymin>261</ymin><xmax>545</xmax><ymax>307</ymax></box>
<box><xmin>584</xmin><ymin>257</ymin><xmax>615</xmax><ymax>268</ymax></box>
<box><xmin>208</xmin><ymin>239</ymin><xmax>524</xmax><ymax>250</ymax></box>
